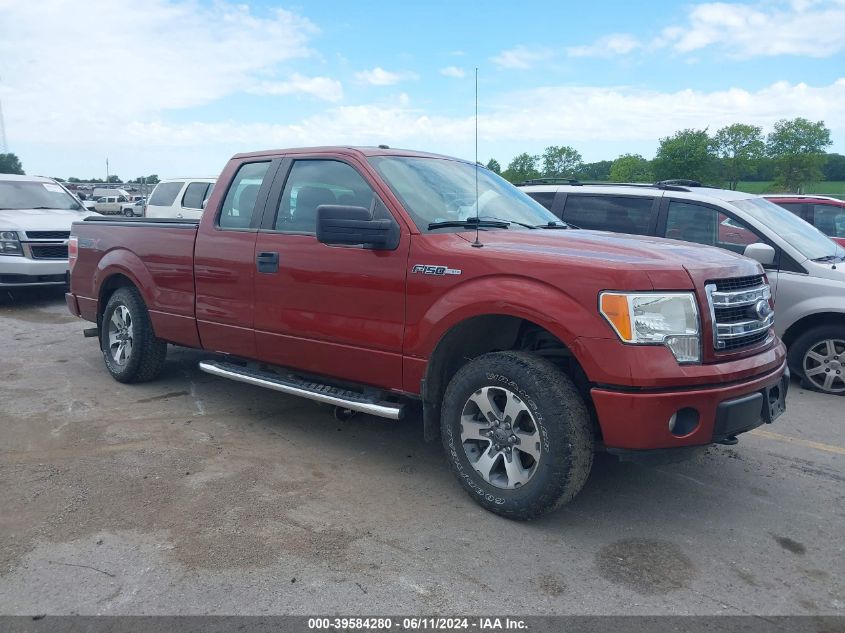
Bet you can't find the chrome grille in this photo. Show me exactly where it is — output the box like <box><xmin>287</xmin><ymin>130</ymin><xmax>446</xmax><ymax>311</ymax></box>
<box><xmin>705</xmin><ymin>275</ymin><xmax>774</xmax><ymax>352</ymax></box>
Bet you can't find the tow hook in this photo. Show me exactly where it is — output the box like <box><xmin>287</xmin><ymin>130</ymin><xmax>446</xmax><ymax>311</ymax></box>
<box><xmin>83</xmin><ymin>327</ymin><xmax>99</xmax><ymax>338</ymax></box>
<box><xmin>717</xmin><ymin>435</ymin><xmax>739</xmax><ymax>446</ymax></box>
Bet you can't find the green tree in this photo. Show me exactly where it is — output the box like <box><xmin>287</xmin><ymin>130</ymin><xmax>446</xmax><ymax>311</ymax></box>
<box><xmin>485</xmin><ymin>159</ymin><xmax>501</xmax><ymax>174</ymax></box>
<box><xmin>652</xmin><ymin>128</ymin><xmax>715</xmax><ymax>182</ymax></box>
<box><xmin>145</xmin><ymin>174</ymin><xmax>160</xmax><ymax>185</ymax></box>
<box><xmin>67</xmin><ymin>177</ymin><xmax>82</xmax><ymax>183</ymax></box>
<box><xmin>609</xmin><ymin>153</ymin><xmax>653</xmax><ymax>182</ymax></box>
<box><xmin>766</xmin><ymin>118</ymin><xmax>832</xmax><ymax>191</ymax></box>
<box><xmin>0</xmin><ymin>152</ymin><xmax>24</xmax><ymax>175</ymax></box>
<box><xmin>577</xmin><ymin>160</ymin><xmax>612</xmax><ymax>181</ymax></box>
<box><xmin>822</xmin><ymin>153</ymin><xmax>845</xmax><ymax>182</ymax></box>
<box><xmin>541</xmin><ymin>145</ymin><xmax>582</xmax><ymax>178</ymax></box>
<box><xmin>712</xmin><ymin>123</ymin><xmax>765</xmax><ymax>190</ymax></box>
<box><xmin>106</xmin><ymin>175</ymin><xmax>122</xmax><ymax>183</ymax></box>
<box><xmin>501</xmin><ymin>153</ymin><xmax>540</xmax><ymax>183</ymax></box>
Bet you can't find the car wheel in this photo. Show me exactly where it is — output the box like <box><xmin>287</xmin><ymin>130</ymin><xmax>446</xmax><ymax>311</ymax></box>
<box><xmin>100</xmin><ymin>287</ymin><xmax>167</xmax><ymax>383</ymax></box>
<box><xmin>788</xmin><ymin>325</ymin><xmax>845</xmax><ymax>395</ymax></box>
<box><xmin>441</xmin><ymin>351</ymin><xmax>593</xmax><ymax>520</ymax></box>
<box><xmin>124</xmin><ymin>208</ymin><xmax>133</xmax><ymax>217</ymax></box>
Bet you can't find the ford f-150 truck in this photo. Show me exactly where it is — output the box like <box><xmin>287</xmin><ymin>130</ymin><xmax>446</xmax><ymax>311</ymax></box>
<box><xmin>67</xmin><ymin>146</ymin><xmax>788</xmax><ymax>519</ymax></box>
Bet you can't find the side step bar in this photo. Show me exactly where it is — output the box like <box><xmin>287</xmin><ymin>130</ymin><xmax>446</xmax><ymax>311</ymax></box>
<box><xmin>198</xmin><ymin>360</ymin><xmax>405</xmax><ymax>420</ymax></box>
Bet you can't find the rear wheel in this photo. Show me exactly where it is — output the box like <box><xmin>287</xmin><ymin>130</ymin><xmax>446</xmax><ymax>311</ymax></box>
<box><xmin>789</xmin><ymin>325</ymin><xmax>845</xmax><ymax>395</ymax></box>
<box><xmin>124</xmin><ymin>208</ymin><xmax>133</xmax><ymax>217</ymax></box>
<box><xmin>100</xmin><ymin>287</ymin><xmax>167</xmax><ymax>383</ymax></box>
<box><xmin>441</xmin><ymin>351</ymin><xmax>593</xmax><ymax>520</ymax></box>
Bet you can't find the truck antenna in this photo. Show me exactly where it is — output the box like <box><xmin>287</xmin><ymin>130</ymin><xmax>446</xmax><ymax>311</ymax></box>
<box><xmin>471</xmin><ymin>67</ymin><xmax>483</xmax><ymax>248</ymax></box>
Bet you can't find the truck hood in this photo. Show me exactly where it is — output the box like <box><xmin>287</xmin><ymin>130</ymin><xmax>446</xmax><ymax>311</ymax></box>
<box><xmin>0</xmin><ymin>208</ymin><xmax>99</xmax><ymax>232</ymax></box>
<box><xmin>455</xmin><ymin>228</ymin><xmax>763</xmax><ymax>289</ymax></box>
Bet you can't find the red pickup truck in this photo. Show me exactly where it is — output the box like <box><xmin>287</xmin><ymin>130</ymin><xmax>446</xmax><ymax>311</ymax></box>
<box><xmin>67</xmin><ymin>146</ymin><xmax>788</xmax><ymax>519</ymax></box>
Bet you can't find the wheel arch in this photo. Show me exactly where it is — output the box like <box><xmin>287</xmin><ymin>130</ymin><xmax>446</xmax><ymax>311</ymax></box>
<box><xmin>781</xmin><ymin>311</ymin><xmax>845</xmax><ymax>349</ymax></box>
<box><xmin>421</xmin><ymin>313</ymin><xmax>593</xmax><ymax>442</ymax></box>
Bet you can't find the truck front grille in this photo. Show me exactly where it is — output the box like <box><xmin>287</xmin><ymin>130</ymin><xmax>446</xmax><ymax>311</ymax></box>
<box><xmin>29</xmin><ymin>244</ymin><xmax>69</xmax><ymax>259</ymax></box>
<box><xmin>25</xmin><ymin>231</ymin><xmax>70</xmax><ymax>240</ymax></box>
<box><xmin>705</xmin><ymin>274</ymin><xmax>773</xmax><ymax>352</ymax></box>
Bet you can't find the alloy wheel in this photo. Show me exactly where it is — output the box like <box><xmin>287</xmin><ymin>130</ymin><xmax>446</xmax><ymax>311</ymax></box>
<box><xmin>107</xmin><ymin>305</ymin><xmax>134</xmax><ymax>366</ymax></box>
<box><xmin>803</xmin><ymin>338</ymin><xmax>845</xmax><ymax>394</ymax></box>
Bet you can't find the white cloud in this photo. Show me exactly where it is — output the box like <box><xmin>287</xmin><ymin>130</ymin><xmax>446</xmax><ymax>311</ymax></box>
<box><xmin>354</xmin><ymin>67</ymin><xmax>418</xmax><ymax>86</ymax></box>
<box><xmin>490</xmin><ymin>45</ymin><xmax>553</xmax><ymax>69</ymax></box>
<box><xmin>664</xmin><ymin>1</ymin><xmax>845</xmax><ymax>58</ymax></box>
<box><xmin>440</xmin><ymin>66</ymin><xmax>466</xmax><ymax>79</ymax></box>
<box><xmin>567</xmin><ymin>34</ymin><xmax>643</xmax><ymax>58</ymax></box>
<box><xmin>0</xmin><ymin>0</ymin><xmax>322</xmax><ymax>144</ymax></box>
<box><xmin>124</xmin><ymin>79</ymin><xmax>845</xmax><ymax>150</ymax></box>
<box><xmin>249</xmin><ymin>74</ymin><xmax>343</xmax><ymax>102</ymax></box>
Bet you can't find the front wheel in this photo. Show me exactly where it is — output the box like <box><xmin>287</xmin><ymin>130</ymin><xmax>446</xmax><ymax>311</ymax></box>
<box><xmin>441</xmin><ymin>351</ymin><xmax>593</xmax><ymax>520</ymax></box>
<box><xmin>124</xmin><ymin>208</ymin><xmax>133</xmax><ymax>217</ymax></box>
<box><xmin>100</xmin><ymin>287</ymin><xmax>167</xmax><ymax>383</ymax></box>
<box><xmin>789</xmin><ymin>325</ymin><xmax>845</xmax><ymax>395</ymax></box>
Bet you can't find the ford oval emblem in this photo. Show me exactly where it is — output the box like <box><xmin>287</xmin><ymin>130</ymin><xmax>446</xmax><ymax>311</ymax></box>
<box><xmin>754</xmin><ymin>299</ymin><xmax>772</xmax><ymax>320</ymax></box>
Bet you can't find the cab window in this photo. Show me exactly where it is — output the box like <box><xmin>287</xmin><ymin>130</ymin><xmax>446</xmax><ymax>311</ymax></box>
<box><xmin>218</xmin><ymin>162</ymin><xmax>271</xmax><ymax>229</ymax></box>
<box><xmin>273</xmin><ymin>160</ymin><xmax>381</xmax><ymax>234</ymax></box>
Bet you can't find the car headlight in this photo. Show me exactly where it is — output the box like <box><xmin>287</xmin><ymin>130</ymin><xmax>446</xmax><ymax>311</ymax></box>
<box><xmin>0</xmin><ymin>230</ymin><xmax>23</xmax><ymax>256</ymax></box>
<box><xmin>599</xmin><ymin>291</ymin><xmax>701</xmax><ymax>363</ymax></box>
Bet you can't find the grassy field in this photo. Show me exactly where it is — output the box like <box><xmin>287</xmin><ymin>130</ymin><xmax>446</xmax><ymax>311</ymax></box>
<box><xmin>735</xmin><ymin>181</ymin><xmax>845</xmax><ymax>198</ymax></box>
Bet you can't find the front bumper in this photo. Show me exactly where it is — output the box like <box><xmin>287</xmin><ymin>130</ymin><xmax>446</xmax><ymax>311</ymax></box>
<box><xmin>592</xmin><ymin>358</ymin><xmax>789</xmax><ymax>451</ymax></box>
<box><xmin>0</xmin><ymin>255</ymin><xmax>69</xmax><ymax>286</ymax></box>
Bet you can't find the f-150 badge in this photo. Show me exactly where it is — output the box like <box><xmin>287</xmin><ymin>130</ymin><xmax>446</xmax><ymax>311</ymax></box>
<box><xmin>412</xmin><ymin>264</ymin><xmax>462</xmax><ymax>276</ymax></box>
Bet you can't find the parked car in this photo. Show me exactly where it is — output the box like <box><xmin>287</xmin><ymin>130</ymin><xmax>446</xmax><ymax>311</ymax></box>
<box><xmin>93</xmin><ymin>194</ymin><xmax>128</xmax><ymax>215</ymax></box>
<box><xmin>120</xmin><ymin>198</ymin><xmax>146</xmax><ymax>217</ymax></box>
<box><xmin>67</xmin><ymin>147</ymin><xmax>788</xmax><ymax>519</ymax></box>
<box><xmin>145</xmin><ymin>178</ymin><xmax>216</xmax><ymax>219</ymax></box>
<box><xmin>518</xmin><ymin>181</ymin><xmax>845</xmax><ymax>395</ymax></box>
<box><xmin>764</xmin><ymin>195</ymin><xmax>845</xmax><ymax>247</ymax></box>
<box><xmin>0</xmin><ymin>174</ymin><xmax>98</xmax><ymax>287</ymax></box>
<box><xmin>92</xmin><ymin>187</ymin><xmax>130</xmax><ymax>200</ymax></box>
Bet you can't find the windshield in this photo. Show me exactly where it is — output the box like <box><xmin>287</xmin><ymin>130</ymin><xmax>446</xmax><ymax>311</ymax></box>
<box><xmin>732</xmin><ymin>197</ymin><xmax>845</xmax><ymax>261</ymax></box>
<box><xmin>368</xmin><ymin>156</ymin><xmax>563</xmax><ymax>231</ymax></box>
<box><xmin>0</xmin><ymin>180</ymin><xmax>83</xmax><ymax>211</ymax></box>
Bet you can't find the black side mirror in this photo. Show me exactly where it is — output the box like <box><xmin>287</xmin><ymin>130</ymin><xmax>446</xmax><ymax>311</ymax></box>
<box><xmin>316</xmin><ymin>205</ymin><xmax>399</xmax><ymax>250</ymax></box>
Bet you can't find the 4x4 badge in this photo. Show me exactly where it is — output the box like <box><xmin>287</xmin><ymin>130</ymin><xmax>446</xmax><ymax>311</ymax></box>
<box><xmin>412</xmin><ymin>264</ymin><xmax>462</xmax><ymax>276</ymax></box>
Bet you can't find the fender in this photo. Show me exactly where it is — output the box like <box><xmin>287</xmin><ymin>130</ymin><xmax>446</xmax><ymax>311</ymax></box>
<box><xmin>406</xmin><ymin>274</ymin><xmax>608</xmax><ymax>361</ymax></box>
<box><xmin>777</xmin><ymin>296</ymin><xmax>845</xmax><ymax>339</ymax></box>
<box><xmin>94</xmin><ymin>248</ymin><xmax>156</xmax><ymax>311</ymax></box>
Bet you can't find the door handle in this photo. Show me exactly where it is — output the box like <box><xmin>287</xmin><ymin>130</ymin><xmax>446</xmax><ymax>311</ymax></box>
<box><xmin>256</xmin><ymin>251</ymin><xmax>279</xmax><ymax>273</ymax></box>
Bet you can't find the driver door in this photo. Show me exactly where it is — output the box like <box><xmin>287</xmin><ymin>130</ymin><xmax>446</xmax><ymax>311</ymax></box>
<box><xmin>252</xmin><ymin>155</ymin><xmax>411</xmax><ymax>390</ymax></box>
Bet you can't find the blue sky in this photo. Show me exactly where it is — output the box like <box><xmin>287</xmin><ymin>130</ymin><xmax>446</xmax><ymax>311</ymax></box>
<box><xmin>1</xmin><ymin>0</ymin><xmax>844</xmax><ymax>179</ymax></box>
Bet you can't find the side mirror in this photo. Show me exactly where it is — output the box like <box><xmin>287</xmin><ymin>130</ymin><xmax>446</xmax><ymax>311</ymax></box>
<box><xmin>316</xmin><ymin>205</ymin><xmax>399</xmax><ymax>250</ymax></box>
<box><xmin>744</xmin><ymin>242</ymin><xmax>776</xmax><ymax>266</ymax></box>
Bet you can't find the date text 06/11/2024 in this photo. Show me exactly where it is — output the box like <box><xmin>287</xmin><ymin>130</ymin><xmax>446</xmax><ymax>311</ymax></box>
<box><xmin>307</xmin><ymin>617</ymin><xmax>528</xmax><ymax>630</ymax></box>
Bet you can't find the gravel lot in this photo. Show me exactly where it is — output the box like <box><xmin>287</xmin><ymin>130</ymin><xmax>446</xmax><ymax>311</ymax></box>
<box><xmin>1</xmin><ymin>287</ymin><xmax>843</xmax><ymax>616</ymax></box>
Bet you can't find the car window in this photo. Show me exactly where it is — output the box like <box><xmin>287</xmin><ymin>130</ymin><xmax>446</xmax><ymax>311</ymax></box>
<box><xmin>775</xmin><ymin>202</ymin><xmax>804</xmax><ymax>216</ymax></box>
<box><xmin>665</xmin><ymin>201</ymin><xmax>762</xmax><ymax>254</ymax></box>
<box><xmin>526</xmin><ymin>191</ymin><xmax>556</xmax><ymax>211</ymax></box>
<box><xmin>274</xmin><ymin>160</ymin><xmax>377</xmax><ymax>234</ymax></box>
<box><xmin>182</xmin><ymin>182</ymin><xmax>210</xmax><ymax>210</ymax></box>
<box><xmin>148</xmin><ymin>182</ymin><xmax>183</xmax><ymax>207</ymax></box>
<box><xmin>813</xmin><ymin>204</ymin><xmax>845</xmax><ymax>238</ymax></box>
<box><xmin>218</xmin><ymin>162</ymin><xmax>271</xmax><ymax>229</ymax></box>
<box><xmin>562</xmin><ymin>195</ymin><xmax>654</xmax><ymax>235</ymax></box>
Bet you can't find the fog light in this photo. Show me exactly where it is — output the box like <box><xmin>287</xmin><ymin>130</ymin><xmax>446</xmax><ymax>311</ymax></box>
<box><xmin>668</xmin><ymin>407</ymin><xmax>700</xmax><ymax>437</ymax></box>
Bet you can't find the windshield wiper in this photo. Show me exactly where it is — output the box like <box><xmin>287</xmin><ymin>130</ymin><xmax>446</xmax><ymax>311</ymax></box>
<box><xmin>812</xmin><ymin>254</ymin><xmax>844</xmax><ymax>263</ymax></box>
<box><xmin>535</xmin><ymin>221</ymin><xmax>571</xmax><ymax>229</ymax></box>
<box><xmin>428</xmin><ymin>218</ymin><xmax>510</xmax><ymax>230</ymax></box>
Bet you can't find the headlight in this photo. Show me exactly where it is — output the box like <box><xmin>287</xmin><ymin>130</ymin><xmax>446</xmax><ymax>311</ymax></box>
<box><xmin>0</xmin><ymin>230</ymin><xmax>23</xmax><ymax>256</ymax></box>
<box><xmin>600</xmin><ymin>292</ymin><xmax>701</xmax><ymax>363</ymax></box>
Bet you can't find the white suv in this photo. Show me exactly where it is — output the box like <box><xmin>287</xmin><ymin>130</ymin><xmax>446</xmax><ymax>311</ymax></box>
<box><xmin>145</xmin><ymin>178</ymin><xmax>216</xmax><ymax>219</ymax></box>
<box><xmin>518</xmin><ymin>180</ymin><xmax>845</xmax><ymax>395</ymax></box>
<box><xmin>0</xmin><ymin>174</ymin><xmax>98</xmax><ymax>287</ymax></box>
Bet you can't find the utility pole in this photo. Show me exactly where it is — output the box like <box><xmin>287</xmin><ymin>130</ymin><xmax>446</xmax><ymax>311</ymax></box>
<box><xmin>106</xmin><ymin>157</ymin><xmax>109</xmax><ymax>183</ymax></box>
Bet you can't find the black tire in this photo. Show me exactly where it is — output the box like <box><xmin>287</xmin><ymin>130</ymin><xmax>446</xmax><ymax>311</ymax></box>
<box><xmin>124</xmin><ymin>208</ymin><xmax>133</xmax><ymax>217</ymax></box>
<box><xmin>787</xmin><ymin>325</ymin><xmax>845</xmax><ymax>395</ymax></box>
<box><xmin>441</xmin><ymin>351</ymin><xmax>593</xmax><ymax>520</ymax></box>
<box><xmin>100</xmin><ymin>287</ymin><xmax>167</xmax><ymax>383</ymax></box>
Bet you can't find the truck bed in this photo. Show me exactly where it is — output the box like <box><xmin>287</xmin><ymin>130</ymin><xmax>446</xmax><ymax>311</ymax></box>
<box><xmin>70</xmin><ymin>217</ymin><xmax>201</xmax><ymax>348</ymax></box>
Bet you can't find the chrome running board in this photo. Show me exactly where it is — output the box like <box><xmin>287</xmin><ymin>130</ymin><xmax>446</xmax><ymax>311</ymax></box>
<box><xmin>198</xmin><ymin>360</ymin><xmax>405</xmax><ymax>420</ymax></box>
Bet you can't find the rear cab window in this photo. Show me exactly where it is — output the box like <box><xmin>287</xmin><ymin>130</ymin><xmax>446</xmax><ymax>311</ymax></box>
<box><xmin>218</xmin><ymin>162</ymin><xmax>272</xmax><ymax>229</ymax></box>
<box><xmin>562</xmin><ymin>195</ymin><xmax>655</xmax><ymax>235</ymax></box>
